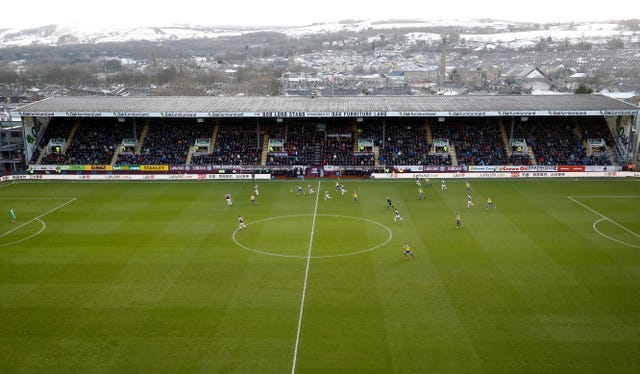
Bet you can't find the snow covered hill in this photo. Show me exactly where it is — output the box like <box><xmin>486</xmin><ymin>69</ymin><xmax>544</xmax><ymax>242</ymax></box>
<box><xmin>0</xmin><ymin>19</ymin><xmax>637</xmax><ymax>48</ymax></box>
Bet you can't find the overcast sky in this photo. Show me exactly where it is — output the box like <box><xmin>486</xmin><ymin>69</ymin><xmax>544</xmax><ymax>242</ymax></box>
<box><xmin>3</xmin><ymin>0</ymin><xmax>637</xmax><ymax>28</ymax></box>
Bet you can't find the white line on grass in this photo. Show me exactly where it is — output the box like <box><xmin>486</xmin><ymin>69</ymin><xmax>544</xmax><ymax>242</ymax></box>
<box><xmin>0</xmin><ymin>219</ymin><xmax>46</xmax><ymax>247</ymax></box>
<box><xmin>0</xmin><ymin>198</ymin><xmax>77</xmax><ymax>240</ymax></box>
<box><xmin>232</xmin><ymin>214</ymin><xmax>392</xmax><ymax>259</ymax></box>
<box><xmin>568</xmin><ymin>196</ymin><xmax>640</xmax><ymax>249</ymax></box>
<box><xmin>291</xmin><ymin>181</ymin><xmax>321</xmax><ymax>374</ymax></box>
<box><xmin>0</xmin><ymin>197</ymin><xmax>77</xmax><ymax>200</ymax></box>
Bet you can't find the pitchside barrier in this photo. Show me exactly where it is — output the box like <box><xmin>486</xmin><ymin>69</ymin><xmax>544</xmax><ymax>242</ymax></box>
<box><xmin>0</xmin><ymin>171</ymin><xmax>638</xmax><ymax>184</ymax></box>
<box><xmin>371</xmin><ymin>171</ymin><xmax>638</xmax><ymax>179</ymax></box>
<box><xmin>0</xmin><ymin>174</ymin><xmax>271</xmax><ymax>182</ymax></box>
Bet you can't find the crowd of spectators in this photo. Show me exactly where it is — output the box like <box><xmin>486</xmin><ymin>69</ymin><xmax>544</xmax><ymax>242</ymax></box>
<box><xmin>377</xmin><ymin>119</ymin><xmax>448</xmax><ymax>166</ymax></box>
<box><xmin>117</xmin><ymin>119</ymin><xmax>211</xmax><ymax>165</ymax></box>
<box><xmin>192</xmin><ymin>121</ymin><xmax>261</xmax><ymax>165</ymax></box>
<box><xmin>511</xmin><ymin>117</ymin><xmax>609</xmax><ymax>165</ymax></box>
<box><xmin>322</xmin><ymin>124</ymin><xmax>356</xmax><ymax>165</ymax></box>
<box><xmin>433</xmin><ymin>118</ymin><xmax>509</xmax><ymax>166</ymax></box>
<box><xmin>31</xmin><ymin>118</ymin><xmax>75</xmax><ymax>164</ymax></box>
<box><xmin>29</xmin><ymin>116</ymin><xmax>619</xmax><ymax>168</ymax></box>
<box><xmin>266</xmin><ymin>123</ymin><xmax>316</xmax><ymax>166</ymax></box>
<box><xmin>578</xmin><ymin>117</ymin><xmax>615</xmax><ymax>165</ymax></box>
<box><xmin>580</xmin><ymin>117</ymin><xmax>615</xmax><ymax>145</ymax></box>
<box><xmin>41</xmin><ymin>118</ymin><xmax>135</xmax><ymax>165</ymax></box>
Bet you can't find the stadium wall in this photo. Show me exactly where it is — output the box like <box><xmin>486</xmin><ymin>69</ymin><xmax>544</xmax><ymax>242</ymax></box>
<box><xmin>1</xmin><ymin>172</ymin><xmax>638</xmax><ymax>184</ymax></box>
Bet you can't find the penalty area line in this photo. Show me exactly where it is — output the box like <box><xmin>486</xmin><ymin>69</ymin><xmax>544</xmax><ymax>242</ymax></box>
<box><xmin>0</xmin><ymin>197</ymin><xmax>77</xmax><ymax>239</ymax></box>
<box><xmin>568</xmin><ymin>196</ymin><xmax>640</xmax><ymax>249</ymax></box>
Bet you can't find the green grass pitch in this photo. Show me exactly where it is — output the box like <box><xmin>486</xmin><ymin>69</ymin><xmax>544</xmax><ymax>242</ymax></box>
<box><xmin>0</xmin><ymin>178</ymin><xmax>639</xmax><ymax>373</ymax></box>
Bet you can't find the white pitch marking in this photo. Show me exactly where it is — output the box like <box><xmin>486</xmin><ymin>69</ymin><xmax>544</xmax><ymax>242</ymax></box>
<box><xmin>568</xmin><ymin>196</ymin><xmax>640</xmax><ymax>248</ymax></box>
<box><xmin>291</xmin><ymin>181</ymin><xmax>320</xmax><ymax>374</ymax></box>
<box><xmin>0</xmin><ymin>198</ymin><xmax>77</xmax><ymax>240</ymax></box>
<box><xmin>231</xmin><ymin>214</ymin><xmax>392</xmax><ymax>259</ymax></box>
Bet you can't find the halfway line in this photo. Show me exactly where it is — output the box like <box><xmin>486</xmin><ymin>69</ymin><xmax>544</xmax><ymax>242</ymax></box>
<box><xmin>291</xmin><ymin>181</ymin><xmax>321</xmax><ymax>374</ymax></box>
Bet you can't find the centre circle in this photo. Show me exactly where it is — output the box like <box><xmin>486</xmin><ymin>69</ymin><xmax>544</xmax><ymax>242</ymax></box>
<box><xmin>232</xmin><ymin>214</ymin><xmax>393</xmax><ymax>258</ymax></box>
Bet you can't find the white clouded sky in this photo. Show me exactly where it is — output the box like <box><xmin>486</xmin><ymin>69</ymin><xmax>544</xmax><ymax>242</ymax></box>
<box><xmin>3</xmin><ymin>0</ymin><xmax>638</xmax><ymax>28</ymax></box>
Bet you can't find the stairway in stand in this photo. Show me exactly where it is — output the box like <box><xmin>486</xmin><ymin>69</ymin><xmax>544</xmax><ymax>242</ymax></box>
<box><xmin>499</xmin><ymin>119</ymin><xmax>512</xmax><ymax>157</ymax></box>
<box><xmin>449</xmin><ymin>144</ymin><xmax>458</xmax><ymax>166</ymax></box>
<box><xmin>209</xmin><ymin>120</ymin><xmax>220</xmax><ymax>155</ymax></box>
<box><xmin>573</xmin><ymin>118</ymin><xmax>588</xmax><ymax>152</ymax></box>
<box><xmin>260</xmin><ymin>133</ymin><xmax>270</xmax><ymax>165</ymax></box>
<box><xmin>63</xmin><ymin>119</ymin><xmax>81</xmax><ymax>156</ymax></box>
<box><xmin>185</xmin><ymin>146</ymin><xmax>195</xmax><ymax>165</ymax></box>
<box><xmin>352</xmin><ymin>122</ymin><xmax>359</xmax><ymax>152</ymax></box>
<box><xmin>527</xmin><ymin>148</ymin><xmax>537</xmax><ymax>165</ymax></box>
<box><xmin>110</xmin><ymin>146</ymin><xmax>121</xmax><ymax>165</ymax></box>
<box><xmin>606</xmin><ymin>146</ymin><xmax>617</xmax><ymax>166</ymax></box>
<box><xmin>38</xmin><ymin>118</ymin><xmax>80</xmax><ymax>164</ymax></box>
<box><xmin>373</xmin><ymin>146</ymin><xmax>380</xmax><ymax>166</ymax></box>
<box><xmin>135</xmin><ymin>119</ymin><xmax>150</xmax><ymax>154</ymax></box>
<box><xmin>313</xmin><ymin>144</ymin><xmax>323</xmax><ymax>165</ymax></box>
<box><xmin>425</xmin><ymin>120</ymin><xmax>433</xmax><ymax>155</ymax></box>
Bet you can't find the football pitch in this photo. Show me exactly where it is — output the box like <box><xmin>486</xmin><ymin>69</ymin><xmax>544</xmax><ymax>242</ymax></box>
<box><xmin>0</xmin><ymin>178</ymin><xmax>639</xmax><ymax>373</ymax></box>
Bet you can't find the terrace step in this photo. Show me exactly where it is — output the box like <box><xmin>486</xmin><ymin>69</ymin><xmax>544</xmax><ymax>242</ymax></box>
<box><xmin>313</xmin><ymin>144</ymin><xmax>323</xmax><ymax>165</ymax></box>
<box><xmin>186</xmin><ymin>146</ymin><xmax>195</xmax><ymax>165</ymax></box>
<box><xmin>449</xmin><ymin>144</ymin><xmax>458</xmax><ymax>166</ymax></box>
<box><xmin>35</xmin><ymin>147</ymin><xmax>46</xmax><ymax>164</ymax></box>
<box><xmin>136</xmin><ymin>120</ymin><xmax>150</xmax><ymax>154</ymax></box>
<box><xmin>210</xmin><ymin>121</ymin><xmax>219</xmax><ymax>151</ymax></box>
<box><xmin>606</xmin><ymin>146</ymin><xmax>617</xmax><ymax>166</ymax></box>
<box><xmin>425</xmin><ymin>121</ymin><xmax>433</xmax><ymax>154</ymax></box>
<box><xmin>374</xmin><ymin>146</ymin><xmax>380</xmax><ymax>166</ymax></box>
<box><xmin>110</xmin><ymin>146</ymin><xmax>121</xmax><ymax>165</ymax></box>
<box><xmin>261</xmin><ymin>135</ymin><xmax>269</xmax><ymax>165</ymax></box>
<box><xmin>528</xmin><ymin>147</ymin><xmax>537</xmax><ymax>165</ymax></box>
<box><xmin>63</xmin><ymin>119</ymin><xmax>81</xmax><ymax>155</ymax></box>
<box><xmin>499</xmin><ymin>120</ymin><xmax>512</xmax><ymax>157</ymax></box>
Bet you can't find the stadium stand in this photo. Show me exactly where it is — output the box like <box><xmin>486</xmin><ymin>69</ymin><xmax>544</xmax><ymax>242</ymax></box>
<box><xmin>192</xmin><ymin>119</ymin><xmax>261</xmax><ymax>166</ymax></box>
<box><xmin>19</xmin><ymin>96</ymin><xmax>635</xmax><ymax>172</ymax></box>
<box><xmin>433</xmin><ymin>118</ymin><xmax>509</xmax><ymax>166</ymax></box>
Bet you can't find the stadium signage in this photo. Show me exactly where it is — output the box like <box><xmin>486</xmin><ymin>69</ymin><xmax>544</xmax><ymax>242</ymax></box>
<box><xmin>394</xmin><ymin>111</ymin><xmax>438</xmax><ymax>117</ymax></box>
<box><xmin>66</xmin><ymin>112</ymin><xmax>102</xmax><ymax>117</ymax></box>
<box><xmin>140</xmin><ymin>165</ymin><xmax>169</xmax><ymax>171</ymax></box>
<box><xmin>548</xmin><ymin>111</ymin><xmax>587</xmax><ymax>116</ymax></box>
<box><xmin>558</xmin><ymin>165</ymin><xmax>586</xmax><ymax>172</ymax></box>
<box><xmin>333</xmin><ymin>111</ymin><xmax>386</xmax><ymax>117</ymax></box>
<box><xmin>469</xmin><ymin>166</ymin><xmax>497</xmax><ymax>172</ymax></box>
<box><xmin>112</xmin><ymin>112</ymin><xmax>149</xmax><ymax>117</ymax></box>
<box><xmin>303</xmin><ymin>112</ymin><xmax>334</xmax><ymax>117</ymax></box>
<box><xmin>207</xmin><ymin>112</ymin><xmax>244</xmax><ymax>117</ymax></box>
<box><xmin>207</xmin><ymin>174</ymin><xmax>253</xmax><ymax>179</ymax></box>
<box><xmin>112</xmin><ymin>165</ymin><xmax>141</xmax><ymax>171</ymax></box>
<box><xmin>263</xmin><ymin>111</ymin><xmax>307</xmax><ymax>117</ymax></box>
<box><xmin>169</xmin><ymin>165</ymin><xmax>216</xmax><ymax>172</ymax></box>
<box><xmin>600</xmin><ymin>110</ymin><xmax>637</xmax><ymax>116</ymax></box>
<box><xmin>16</xmin><ymin>109</ymin><xmax>639</xmax><ymax>119</ymax></box>
<box><xmin>88</xmin><ymin>165</ymin><xmax>112</xmax><ymax>171</ymax></box>
<box><xmin>497</xmin><ymin>165</ymin><xmax>534</xmax><ymax>171</ymax></box>
<box><xmin>497</xmin><ymin>111</ymin><xmax>536</xmax><ymax>116</ymax></box>
<box><xmin>161</xmin><ymin>112</ymin><xmax>197</xmax><ymax>117</ymax></box>
<box><xmin>495</xmin><ymin>165</ymin><xmax>560</xmax><ymax>172</ymax></box>
<box><xmin>19</xmin><ymin>111</ymin><xmax>55</xmax><ymax>116</ymax></box>
<box><xmin>448</xmin><ymin>111</ymin><xmax>486</xmax><ymax>116</ymax></box>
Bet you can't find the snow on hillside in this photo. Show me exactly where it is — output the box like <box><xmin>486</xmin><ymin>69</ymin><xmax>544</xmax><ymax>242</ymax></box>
<box><xmin>0</xmin><ymin>24</ymin><xmax>250</xmax><ymax>47</ymax></box>
<box><xmin>0</xmin><ymin>19</ymin><xmax>636</xmax><ymax>48</ymax></box>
